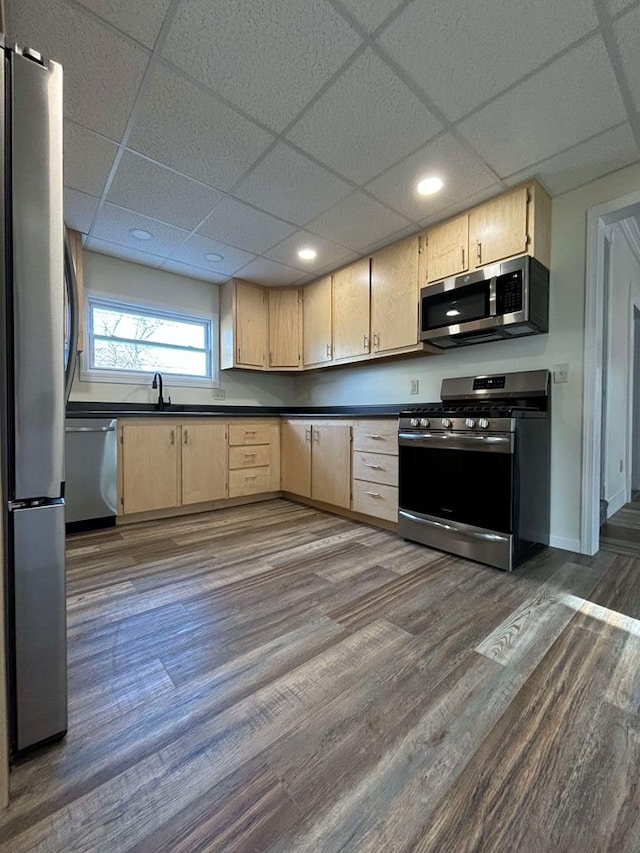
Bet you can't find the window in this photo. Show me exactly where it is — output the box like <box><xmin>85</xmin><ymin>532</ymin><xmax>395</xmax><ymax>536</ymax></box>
<box><xmin>82</xmin><ymin>294</ymin><xmax>217</xmax><ymax>386</ymax></box>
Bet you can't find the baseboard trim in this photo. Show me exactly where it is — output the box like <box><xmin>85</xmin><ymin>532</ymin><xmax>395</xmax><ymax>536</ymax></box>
<box><xmin>117</xmin><ymin>492</ymin><xmax>283</xmax><ymax>525</ymax></box>
<box><xmin>548</xmin><ymin>534</ymin><xmax>582</xmax><ymax>553</ymax></box>
<box><xmin>282</xmin><ymin>493</ymin><xmax>398</xmax><ymax>532</ymax></box>
<box><xmin>606</xmin><ymin>489</ymin><xmax>626</xmax><ymax>518</ymax></box>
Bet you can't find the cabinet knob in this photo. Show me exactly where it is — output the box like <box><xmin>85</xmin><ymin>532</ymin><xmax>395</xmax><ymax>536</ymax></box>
<box><xmin>183</xmin><ymin>429</ymin><xmax>188</xmax><ymax>444</ymax></box>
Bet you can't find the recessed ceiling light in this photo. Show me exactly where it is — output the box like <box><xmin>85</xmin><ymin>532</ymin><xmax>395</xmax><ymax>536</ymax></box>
<box><xmin>297</xmin><ymin>247</ymin><xmax>317</xmax><ymax>261</ymax></box>
<box><xmin>416</xmin><ymin>176</ymin><xmax>444</xmax><ymax>196</ymax></box>
<box><xmin>205</xmin><ymin>252</ymin><xmax>224</xmax><ymax>263</ymax></box>
<box><xmin>129</xmin><ymin>228</ymin><xmax>152</xmax><ymax>240</ymax></box>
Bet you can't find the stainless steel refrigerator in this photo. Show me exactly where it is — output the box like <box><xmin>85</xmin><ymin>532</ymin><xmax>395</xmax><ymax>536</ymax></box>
<box><xmin>0</xmin><ymin>38</ymin><xmax>78</xmax><ymax>755</ymax></box>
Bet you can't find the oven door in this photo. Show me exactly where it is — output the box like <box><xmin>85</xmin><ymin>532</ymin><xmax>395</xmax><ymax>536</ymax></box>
<box><xmin>398</xmin><ymin>431</ymin><xmax>514</xmax><ymax>534</ymax></box>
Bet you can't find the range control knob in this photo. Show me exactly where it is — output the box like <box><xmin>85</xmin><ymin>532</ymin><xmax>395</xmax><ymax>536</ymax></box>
<box><xmin>478</xmin><ymin>418</ymin><xmax>489</xmax><ymax>430</ymax></box>
<box><xmin>465</xmin><ymin>418</ymin><xmax>476</xmax><ymax>429</ymax></box>
<box><xmin>442</xmin><ymin>418</ymin><xmax>452</xmax><ymax>429</ymax></box>
<box><xmin>410</xmin><ymin>418</ymin><xmax>419</xmax><ymax>427</ymax></box>
<box><xmin>420</xmin><ymin>418</ymin><xmax>430</xmax><ymax>428</ymax></box>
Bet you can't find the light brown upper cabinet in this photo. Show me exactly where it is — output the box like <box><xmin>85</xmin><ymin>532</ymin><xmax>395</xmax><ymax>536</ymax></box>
<box><xmin>220</xmin><ymin>279</ymin><xmax>268</xmax><ymax>370</ymax></box>
<box><xmin>423</xmin><ymin>214</ymin><xmax>469</xmax><ymax>284</ymax></box>
<box><xmin>268</xmin><ymin>288</ymin><xmax>301</xmax><ymax>369</ymax></box>
<box><xmin>181</xmin><ymin>422</ymin><xmax>227</xmax><ymax>505</ymax></box>
<box><xmin>303</xmin><ymin>275</ymin><xmax>333</xmax><ymax>367</ymax></box>
<box><xmin>67</xmin><ymin>229</ymin><xmax>85</xmax><ymax>353</ymax></box>
<box><xmin>332</xmin><ymin>258</ymin><xmax>371</xmax><ymax>361</ymax></box>
<box><xmin>469</xmin><ymin>186</ymin><xmax>528</xmax><ymax>268</ymax></box>
<box><xmin>370</xmin><ymin>235</ymin><xmax>420</xmax><ymax>354</ymax></box>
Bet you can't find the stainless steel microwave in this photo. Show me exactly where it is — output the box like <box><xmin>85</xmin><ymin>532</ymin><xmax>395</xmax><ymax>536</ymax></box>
<box><xmin>420</xmin><ymin>256</ymin><xmax>549</xmax><ymax>348</ymax></box>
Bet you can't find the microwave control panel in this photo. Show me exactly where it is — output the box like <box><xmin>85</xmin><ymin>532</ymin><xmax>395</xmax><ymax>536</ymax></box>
<box><xmin>496</xmin><ymin>271</ymin><xmax>523</xmax><ymax>315</ymax></box>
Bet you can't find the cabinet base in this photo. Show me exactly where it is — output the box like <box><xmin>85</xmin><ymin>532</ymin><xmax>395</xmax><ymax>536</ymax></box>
<box><xmin>117</xmin><ymin>492</ymin><xmax>283</xmax><ymax>525</ymax></box>
<box><xmin>282</xmin><ymin>492</ymin><xmax>398</xmax><ymax>532</ymax></box>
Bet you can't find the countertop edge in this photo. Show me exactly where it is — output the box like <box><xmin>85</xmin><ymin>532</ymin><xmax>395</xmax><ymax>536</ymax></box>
<box><xmin>66</xmin><ymin>403</ymin><xmax>410</xmax><ymax>419</ymax></box>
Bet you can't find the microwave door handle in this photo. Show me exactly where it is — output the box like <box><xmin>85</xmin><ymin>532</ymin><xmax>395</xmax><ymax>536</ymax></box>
<box><xmin>489</xmin><ymin>277</ymin><xmax>497</xmax><ymax>317</ymax></box>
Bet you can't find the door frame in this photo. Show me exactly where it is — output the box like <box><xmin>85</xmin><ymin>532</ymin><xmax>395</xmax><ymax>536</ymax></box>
<box><xmin>581</xmin><ymin>190</ymin><xmax>640</xmax><ymax>554</ymax></box>
<box><xmin>626</xmin><ymin>303</ymin><xmax>640</xmax><ymax>503</ymax></box>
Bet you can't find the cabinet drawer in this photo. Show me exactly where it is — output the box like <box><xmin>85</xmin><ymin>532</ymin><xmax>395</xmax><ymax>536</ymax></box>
<box><xmin>352</xmin><ymin>420</ymin><xmax>398</xmax><ymax>455</ymax></box>
<box><xmin>229</xmin><ymin>444</ymin><xmax>271</xmax><ymax>469</ymax></box>
<box><xmin>229</xmin><ymin>423</ymin><xmax>275</xmax><ymax>446</ymax></box>
<box><xmin>353</xmin><ymin>451</ymin><xmax>398</xmax><ymax>487</ymax></box>
<box><xmin>352</xmin><ymin>480</ymin><xmax>398</xmax><ymax>522</ymax></box>
<box><xmin>229</xmin><ymin>466</ymin><xmax>271</xmax><ymax>497</ymax></box>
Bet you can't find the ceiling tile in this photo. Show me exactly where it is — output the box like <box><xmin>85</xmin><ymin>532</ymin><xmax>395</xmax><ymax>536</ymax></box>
<box><xmin>84</xmin><ymin>238</ymin><xmax>165</xmax><ymax>268</ymax></box>
<box><xmin>418</xmin><ymin>183</ymin><xmax>505</xmax><ymax>228</ymax></box>
<box><xmin>378</xmin><ymin>0</ymin><xmax>599</xmax><ymax>121</ymax></box>
<box><xmin>74</xmin><ymin>0</ymin><xmax>172</xmax><ymax>48</ymax></box>
<box><xmin>161</xmin><ymin>259</ymin><xmax>228</xmax><ymax>284</ymax></box>
<box><xmin>162</xmin><ymin>0</ymin><xmax>361</xmax><ymax>132</ymax></box>
<box><xmin>7</xmin><ymin>0</ymin><xmax>149</xmax><ymax>139</ymax></box>
<box><xmin>337</xmin><ymin>0</ymin><xmax>407</xmax><ymax>33</ymax></box>
<box><xmin>307</xmin><ymin>191</ymin><xmax>412</xmax><ymax>251</ymax></box>
<box><xmin>63</xmin><ymin>122</ymin><xmax>118</xmax><ymax>196</ymax></box>
<box><xmin>504</xmin><ymin>124</ymin><xmax>639</xmax><ymax>196</ymax></box>
<box><xmin>613</xmin><ymin>6</ymin><xmax>640</xmax><ymax>114</ymax></box>
<box><xmin>366</xmin><ymin>133</ymin><xmax>498</xmax><ymax>221</ymax></box>
<box><xmin>234</xmin><ymin>257</ymin><xmax>304</xmax><ymax>286</ymax></box>
<box><xmin>287</xmin><ymin>49</ymin><xmax>442</xmax><ymax>184</ymax></box>
<box><xmin>359</xmin><ymin>224</ymin><xmax>417</xmax><ymax>256</ymax></box>
<box><xmin>606</xmin><ymin>0</ymin><xmax>637</xmax><ymax>15</ymax></box>
<box><xmin>92</xmin><ymin>203</ymin><xmax>189</xmax><ymax>257</ymax></box>
<box><xmin>198</xmin><ymin>197</ymin><xmax>296</xmax><ymax>254</ymax></box>
<box><xmin>234</xmin><ymin>143</ymin><xmax>353</xmax><ymax>224</ymax></box>
<box><xmin>64</xmin><ymin>188</ymin><xmax>100</xmax><ymax>233</ymax></box>
<box><xmin>169</xmin><ymin>233</ymin><xmax>256</xmax><ymax>276</ymax></box>
<box><xmin>265</xmin><ymin>230</ymin><xmax>357</xmax><ymax>271</ymax></box>
<box><xmin>107</xmin><ymin>151</ymin><xmax>223</xmax><ymax>230</ymax></box>
<box><xmin>457</xmin><ymin>36</ymin><xmax>627</xmax><ymax>177</ymax></box>
<box><xmin>128</xmin><ymin>63</ymin><xmax>274</xmax><ymax>191</ymax></box>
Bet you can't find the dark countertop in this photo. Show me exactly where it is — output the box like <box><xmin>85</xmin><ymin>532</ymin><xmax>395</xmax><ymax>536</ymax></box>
<box><xmin>66</xmin><ymin>402</ymin><xmax>410</xmax><ymax>419</ymax></box>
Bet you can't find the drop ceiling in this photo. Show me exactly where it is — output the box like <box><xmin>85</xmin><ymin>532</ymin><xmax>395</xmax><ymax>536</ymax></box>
<box><xmin>6</xmin><ymin>0</ymin><xmax>640</xmax><ymax>286</ymax></box>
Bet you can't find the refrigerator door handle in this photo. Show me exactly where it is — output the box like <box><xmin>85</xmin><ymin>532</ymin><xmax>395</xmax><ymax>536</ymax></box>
<box><xmin>64</xmin><ymin>229</ymin><xmax>79</xmax><ymax>403</ymax></box>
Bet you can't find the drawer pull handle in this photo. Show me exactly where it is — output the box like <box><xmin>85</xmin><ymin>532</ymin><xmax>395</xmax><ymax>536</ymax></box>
<box><xmin>365</xmin><ymin>491</ymin><xmax>381</xmax><ymax>498</ymax></box>
<box><xmin>246</xmin><ymin>475</ymin><xmax>257</xmax><ymax>480</ymax></box>
<box><xmin>363</xmin><ymin>463</ymin><xmax>382</xmax><ymax>469</ymax></box>
<box><xmin>244</xmin><ymin>452</ymin><xmax>257</xmax><ymax>458</ymax></box>
<box><xmin>365</xmin><ymin>434</ymin><xmax>382</xmax><ymax>439</ymax></box>
<box><xmin>244</xmin><ymin>430</ymin><xmax>257</xmax><ymax>435</ymax></box>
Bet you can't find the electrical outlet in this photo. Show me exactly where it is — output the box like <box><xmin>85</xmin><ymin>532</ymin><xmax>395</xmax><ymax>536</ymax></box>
<box><xmin>553</xmin><ymin>364</ymin><xmax>569</xmax><ymax>384</ymax></box>
<box><xmin>410</xmin><ymin>379</ymin><xmax>419</xmax><ymax>395</ymax></box>
<box><xmin>213</xmin><ymin>388</ymin><xmax>226</xmax><ymax>400</ymax></box>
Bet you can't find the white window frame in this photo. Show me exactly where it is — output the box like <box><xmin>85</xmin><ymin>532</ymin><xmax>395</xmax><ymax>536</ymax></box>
<box><xmin>80</xmin><ymin>291</ymin><xmax>219</xmax><ymax>388</ymax></box>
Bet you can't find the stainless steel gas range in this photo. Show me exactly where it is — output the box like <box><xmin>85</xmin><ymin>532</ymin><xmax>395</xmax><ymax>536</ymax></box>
<box><xmin>398</xmin><ymin>370</ymin><xmax>551</xmax><ymax>571</ymax></box>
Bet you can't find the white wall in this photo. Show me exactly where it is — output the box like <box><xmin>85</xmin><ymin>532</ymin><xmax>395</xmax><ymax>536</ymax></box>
<box><xmin>294</xmin><ymin>161</ymin><xmax>640</xmax><ymax>552</ymax></box>
<box><xmin>603</xmin><ymin>225</ymin><xmax>640</xmax><ymax>515</ymax></box>
<box><xmin>70</xmin><ymin>252</ymin><xmax>295</xmax><ymax>407</ymax></box>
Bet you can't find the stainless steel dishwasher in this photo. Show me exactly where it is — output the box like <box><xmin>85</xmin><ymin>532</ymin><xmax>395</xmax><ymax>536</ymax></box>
<box><xmin>64</xmin><ymin>418</ymin><xmax>118</xmax><ymax>532</ymax></box>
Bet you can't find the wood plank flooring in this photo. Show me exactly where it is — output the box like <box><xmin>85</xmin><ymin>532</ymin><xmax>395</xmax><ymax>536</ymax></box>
<box><xmin>600</xmin><ymin>495</ymin><xmax>640</xmax><ymax>556</ymax></box>
<box><xmin>1</xmin><ymin>498</ymin><xmax>639</xmax><ymax>852</ymax></box>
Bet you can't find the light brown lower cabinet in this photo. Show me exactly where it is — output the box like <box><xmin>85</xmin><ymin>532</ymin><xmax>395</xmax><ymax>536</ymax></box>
<box><xmin>351</xmin><ymin>419</ymin><xmax>399</xmax><ymax>523</ymax></box>
<box><xmin>281</xmin><ymin>420</ymin><xmax>351</xmax><ymax>509</ymax></box>
<box><xmin>228</xmin><ymin>419</ymin><xmax>280</xmax><ymax>498</ymax></box>
<box><xmin>121</xmin><ymin>423</ymin><xmax>180</xmax><ymax>514</ymax></box>
<box><xmin>181</xmin><ymin>422</ymin><xmax>227</xmax><ymax>505</ymax></box>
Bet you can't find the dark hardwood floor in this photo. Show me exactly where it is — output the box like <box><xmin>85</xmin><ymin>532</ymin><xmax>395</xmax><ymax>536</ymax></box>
<box><xmin>600</xmin><ymin>495</ymin><xmax>640</xmax><ymax>557</ymax></box>
<box><xmin>1</xmin><ymin>498</ymin><xmax>639</xmax><ymax>852</ymax></box>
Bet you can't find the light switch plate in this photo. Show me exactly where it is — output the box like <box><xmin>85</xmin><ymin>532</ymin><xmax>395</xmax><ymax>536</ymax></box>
<box><xmin>553</xmin><ymin>364</ymin><xmax>569</xmax><ymax>384</ymax></box>
<box><xmin>410</xmin><ymin>379</ymin><xmax>419</xmax><ymax>395</ymax></box>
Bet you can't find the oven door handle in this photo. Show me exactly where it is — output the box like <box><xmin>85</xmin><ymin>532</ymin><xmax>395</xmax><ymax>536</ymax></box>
<box><xmin>398</xmin><ymin>432</ymin><xmax>514</xmax><ymax>453</ymax></box>
<box><xmin>398</xmin><ymin>511</ymin><xmax>510</xmax><ymax>544</ymax></box>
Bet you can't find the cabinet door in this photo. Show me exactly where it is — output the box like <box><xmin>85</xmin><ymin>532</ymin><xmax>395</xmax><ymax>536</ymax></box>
<box><xmin>236</xmin><ymin>280</ymin><xmax>267</xmax><ymax>368</ymax></box>
<box><xmin>469</xmin><ymin>187</ymin><xmax>528</xmax><ymax>268</ymax></box>
<box><xmin>303</xmin><ymin>276</ymin><xmax>332</xmax><ymax>367</ymax></box>
<box><xmin>269</xmin><ymin>288</ymin><xmax>300</xmax><ymax>368</ymax></box>
<box><xmin>426</xmin><ymin>215</ymin><xmax>469</xmax><ymax>283</ymax></box>
<box><xmin>281</xmin><ymin>421</ymin><xmax>311</xmax><ymax>497</ymax></box>
<box><xmin>332</xmin><ymin>259</ymin><xmax>370</xmax><ymax>360</ymax></box>
<box><xmin>181</xmin><ymin>422</ymin><xmax>227</xmax><ymax>505</ymax></box>
<box><xmin>121</xmin><ymin>424</ymin><xmax>180</xmax><ymax>514</ymax></box>
<box><xmin>370</xmin><ymin>235</ymin><xmax>419</xmax><ymax>354</ymax></box>
<box><xmin>311</xmin><ymin>424</ymin><xmax>351</xmax><ymax>508</ymax></box>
